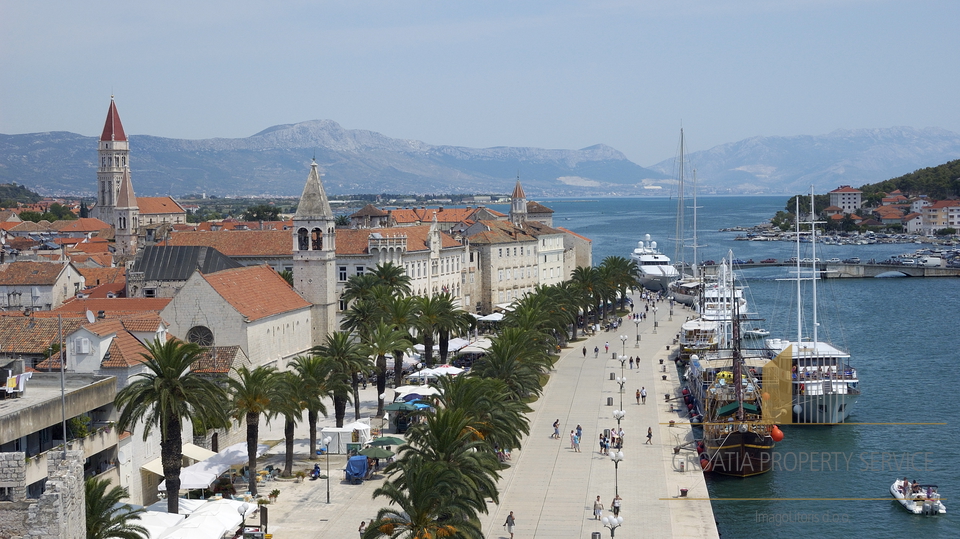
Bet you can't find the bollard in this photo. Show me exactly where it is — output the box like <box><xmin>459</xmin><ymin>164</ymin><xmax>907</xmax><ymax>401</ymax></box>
<box><xmin>659</xmin><ymin>359</ymin><xmax>664</xmax><ymax>364</ymax></box>
<box><xmin>662</xmin><ymin>375</ymin><xmax>667</xmax><ymax>380</ymax></box>
<box><xmin>680</xmin><ymin>488</ymin><xmax>689</xmax><ymax>497</ymax></box>
<box><xmin>610</xmin><ymin>372</ymin><xmax>616</xmax><ymax>380</ymax></box>
<box><xmin>606</xmin><ymin>397</ymin><xmax>614</xmax><ymax>406</ymax></box>
<box><xmin>679</xmin><ymin>461</ymin><xmax>685</xmax><ymax>472</ymax></box>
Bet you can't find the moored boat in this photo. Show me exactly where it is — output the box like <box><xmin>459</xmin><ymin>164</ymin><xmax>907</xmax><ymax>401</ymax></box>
<box><xmin>890</xmin><ymin>478</ymin><xmax>945</xmax><ymax>515</ymax></box>
<box><xmin>743</xmin><ymin>328</ymin><xmax>770</xmax><ymax>339</ymax></box>
<box><xmin>631</xmin><ymin>234</ymin><xmax>679</xmax><ymax>291</ymax></box>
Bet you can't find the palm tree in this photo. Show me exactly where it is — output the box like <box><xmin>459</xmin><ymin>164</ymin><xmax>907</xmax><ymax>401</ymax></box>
<box><xmin>226</xmin><ymin>365</ymin><xmax>282</xmax><ymax>497</ymax></box>
<box><xmin>85</xmin><ymin>477</ymin><xmax>148</xmax><ymax>539</ymax></box>
<box><xmin>413</xmin><ymin>295</ymin><xmax>446</xmax><ymax>367</ymax></box>
<box><xmin>570</xmin><ymin>265</ymin><xmax>602</xmax><ymax>325</ymax></box>
<box><xmin>431</xmin><ymin>375</ymin><xmax>530</xmax><ymax>452</ymax></box>
<box><xmin>370</xmin><ymin>262</ymin><xmax>412</xmax><ymax>296</ymax></box>
<box><xmin>600</xmin><ymin>256</ymin><xmax>640</xmax><ymax>311</ymax></box>
<box><xmin>115</xmin><ymin>338</ymin><xmax>228</xmax><ymax>514</ymax></box>
<box><xmin>341</xmin><ymin>273</ymin><xmax>381</xmax><ymax>305</ymax></box>
<box><xmin>471</xmin><ymin>327</ymin><xmax>551</xmax><ymax>400</ymax></box>
<box><xmin>313</xmin><ymin>331</ymin><xmax>369</xmax><ymax>427</ymax></box>
<box><xmin>363</xmin><ymin>322</ymin><xmax>412</xmax><ymax>417</ymax></box>
<box><xmin>272</xmin><ymin>371</ymin><xmax>306</xmax><ymax>476</ymax></box>
<box><xmin>290</xmin><ymin>355</ymin><xmax>329</xmax><ymax>459</ymax></box>
<box><xmin>380</xmin><ymin>296</ymin><xmax>420</xmax><ymax>387</ymax></box>
<box><xmin>365</xmin><ymin>461</ymin><xmax>484</xmax><ymax>539</ymax></box>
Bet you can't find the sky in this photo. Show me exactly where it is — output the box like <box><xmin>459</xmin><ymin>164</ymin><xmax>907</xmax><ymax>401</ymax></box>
<box><xmin>1</xmin><ymin>0</ymin><xmax>958</xmax><ymax>166</ymax></box>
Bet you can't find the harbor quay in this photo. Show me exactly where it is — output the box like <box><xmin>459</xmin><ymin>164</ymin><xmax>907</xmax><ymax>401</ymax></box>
<box><xmin>249</xmin><ymin>291</ymin><xmax>718</xmax><ymax>538</ymax></box>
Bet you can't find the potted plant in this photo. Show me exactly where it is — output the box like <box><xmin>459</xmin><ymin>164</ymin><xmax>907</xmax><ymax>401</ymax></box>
<box><xmin>268</xmin><ymin>489</ymin><xmax>280</xmax><ymax>503</ymax></box>
<box><xmin>294</xmin><ymin>471</ymin><xmax>306</xmax><ymax>483</ymax></box>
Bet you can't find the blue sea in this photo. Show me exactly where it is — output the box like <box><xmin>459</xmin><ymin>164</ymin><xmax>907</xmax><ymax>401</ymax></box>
<box><xmin>495</xmin><ymin>196</ymin><xmax>960</xmax><ymax>538</ymax></box>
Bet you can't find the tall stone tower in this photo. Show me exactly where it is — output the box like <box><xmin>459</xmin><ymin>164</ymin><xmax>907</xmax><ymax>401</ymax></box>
<box><xmin>93</xmin><ymin>97</ymin><xmax>129</xmax><ymax>226</ymax></box>
<box><xmin>292</xmin><ymin>160</ymin><xmax>337</xmax><ymax>346</ymax></box>
<box><xmin>509</xmin><ymin>177</ymin><xmax>527</xmax><ymax>226</ymax></box>
<box><xmin>114</xmin><ymin>168</ymin><xmax>139</xmax><ymax>256</ymax></box>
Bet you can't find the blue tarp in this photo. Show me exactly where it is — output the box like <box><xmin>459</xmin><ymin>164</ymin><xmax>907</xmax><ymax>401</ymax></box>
<box><xmin>345</xmin><ymin>455</ymin><xmax>368</xmax><ymax>483</ymax></box>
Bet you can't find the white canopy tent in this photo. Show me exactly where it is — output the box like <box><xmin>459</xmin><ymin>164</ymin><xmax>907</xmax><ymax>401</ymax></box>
<box><xmin>320</xmin><ymin>420</ymin><xmax>372</xmax><ymax>454</ymax></box>
<box><xmin>393</xmin><ymin>385</ymin><xmax>441</xmax><ymax>401</ymax></box>
<box><xmin>143</xmin><ymin>498</ymin><xmax>207</xmax><ymax>514</ymax></box>
<box><xmin>157</xmin><ymin>515</ymin><xmax>230</xmax><ymax>539</ymax></box>
<box><xmin>158</xmin><ymin>442</ymin><xmax>270</xmax><ymax>491</ymax></box>
<box><xmin>458</xmin><ymin>338</ymin><xmax>493</xmax><ymax>355</ymax></box>
<box><xmin>412</xmin><ymin>337</ymin><xmax>471</xmax><ymax>355</ymax></box>
<box><xmin>140</xmin><ymin>443</ymin><xmax>219</xmax><ymax>477</ymax></box>
<box><xmin>478</xmin><ymin>312</ymin><xmax>504</xmax><ymax>322</ymax></box>
<box><xmin>137</xmin><ymin>511</ymin><xmax>186</xmax><ymax>539</ymax></box>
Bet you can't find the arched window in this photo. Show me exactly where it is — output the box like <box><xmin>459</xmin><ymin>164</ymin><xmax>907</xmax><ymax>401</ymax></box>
<box><xmin>186</xmin><ymin>326</ymin><xmax>214</xmax><ymax>346</ymax></box>
<box><xmin>297</xmin><ymin>228</ymin><xmax>309</xmax><ymax>250</ymax></box>
<box><xmin>312</xmin><ymin>228</ymin><xmax>322</xmax><ymax>250</ymax></box>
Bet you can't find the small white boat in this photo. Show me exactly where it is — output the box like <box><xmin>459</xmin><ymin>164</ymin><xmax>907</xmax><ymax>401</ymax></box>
<box><xmin>890</xmin><ymin>479</ymin><xmax>946</xmax><ymax>515</ymax></box>
<box><xmin>743</xmin><ymin>328</ymin><xmax>770</xmax><ymax>339</ymax></box>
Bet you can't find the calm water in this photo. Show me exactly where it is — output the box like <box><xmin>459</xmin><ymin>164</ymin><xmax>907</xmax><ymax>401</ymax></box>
<box><xmin>498</xmin><ymin>196</ymin><xmax>960</xmax><ymax>538</ymax></box>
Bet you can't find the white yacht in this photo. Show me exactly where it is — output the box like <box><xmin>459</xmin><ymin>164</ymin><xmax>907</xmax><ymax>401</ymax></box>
<box><xmin>631</xmin><ymin>234</ymin><xmax>679</xmax><ymax>291</ymax></box>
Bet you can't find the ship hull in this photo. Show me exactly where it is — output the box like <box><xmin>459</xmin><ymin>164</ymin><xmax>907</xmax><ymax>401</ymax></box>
<box><xmin>638</xmin><ymin>274</ymin><xmax>676</xmax><ymax>292</ymax></box>
<box><xmin>793</xmin><ymin>392</ymin><xmax>859</xmax><ymax>424</ymax></box>
<box><xmin>703</xmin><ymin>429</ymin><xmax>774</xmax><ymax>477</ymax></box>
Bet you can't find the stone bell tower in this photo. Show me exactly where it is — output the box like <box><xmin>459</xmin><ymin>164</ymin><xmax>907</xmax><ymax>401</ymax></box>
<box><xmin>292</xmin><ymin>160</ymin><xmax>337</xmax><ymax>346</ymax></box>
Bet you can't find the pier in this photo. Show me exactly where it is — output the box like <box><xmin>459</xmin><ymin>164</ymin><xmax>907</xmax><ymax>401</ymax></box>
<box><xmin>701</xmin><ymin>261</ymin><xmax>960</xmax><ymax>278</ymax></box>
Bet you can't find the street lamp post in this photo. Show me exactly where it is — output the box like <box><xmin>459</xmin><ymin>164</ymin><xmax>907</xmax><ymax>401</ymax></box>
<box><xmin>236</xmin><ymin>503</ymin><xmax>250</xmax><ymax>538</ymax></box>
<box><xmin>379</xmin><ymin>392</ymin><xmax>387</xmax><ymax>435</ymax></box>
<box><xmin>613</xmin><ymin>409</ymin><xmax>625</xmax><ymax>429</ymax></box>
<box><xmin>619</xmin><ymin>334</ymin><xmax>627</xmax><ymax>356</ymax></box>
<box><xmin>615</xmin><ymin>375</ymin><xmax>626</xmax><ymax>409</ymax></box>
<box><xmin>322</xmin><ymin>436</ymin><xmax>332</xmax><ymax>504</ymax></box>
<box><xmin>634</xmin><ymin>319</ymin><xmax>641</xmax><ymax>347</ymax></box>
<box><xmin>653</xmin><ymin>307</ymin><xmax>658</xmax><ymax>334</ymax></box>
<box><xmin>608</xmin><ymin>450</ymin><xmax>624</xmax><ymax>497</ymax></box>
<box><xmin>602</xmin><ymin>515</ymin><xmax>624</xmax><ymax>537</ymax></box>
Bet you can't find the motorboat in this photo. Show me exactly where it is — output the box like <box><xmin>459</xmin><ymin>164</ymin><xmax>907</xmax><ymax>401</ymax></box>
<box><xmin>631</xmin><ymin>234</ymin><xmax>679</xmax><ymax>291</ymax></box>
<box><xmin>890</xmin><ymin>479</ymin><xmax>945</xmax><ymax>515</ymax></box>
<box><xmin>743</xmin><ymin>328</ymin><xmax>770</xmax><ymax>339</ymax></box>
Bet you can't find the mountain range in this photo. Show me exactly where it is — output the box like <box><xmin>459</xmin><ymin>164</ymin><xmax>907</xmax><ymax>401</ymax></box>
<box><xmin>2</xmin><ymin>121</ymin><xmax>958</xmax><ymax>198</ymax></box>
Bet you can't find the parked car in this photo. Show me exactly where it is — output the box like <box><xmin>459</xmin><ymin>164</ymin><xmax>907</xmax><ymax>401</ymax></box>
<box><xmin>703</xmin><ymin>260</ymin><xmax>716</xmax><ymax>265</ymax></box>
<box><xmin>827</xmin><ymin>258</ymin><xmax>841</xmax><ymax>263</ymax></box>
<box><xmin>760</xmin><ymin>258</ymin><xmax>777</xmax><ymax>263</ymax></box>
<box><xmin>842</xmin><ymin>257</ymin><xmax>861</xmax><ymax>264</ymax></box>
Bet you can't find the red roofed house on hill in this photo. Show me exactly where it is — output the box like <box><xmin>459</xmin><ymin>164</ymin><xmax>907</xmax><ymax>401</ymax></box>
<box><xmin>828</xmin><ymin>186</ymin><xmax>862</xmax><ymax>213</ymax></box>
<box><xmin>0</xmin><ymin>261</ymin><xmax>85</xmax><ymax>311</ymax></box>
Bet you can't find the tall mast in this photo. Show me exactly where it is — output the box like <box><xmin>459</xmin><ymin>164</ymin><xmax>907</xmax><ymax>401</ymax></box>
<box><xmin>674</xmin><ymin>128</ymin><xmax>685</xmax><ymax>271</ymax></box>
<box><xmin>795</xmin><ymin>196</ymin><xmax>803</xmax><ymax>344</ymax></box>
<box><xmin>810</xmin><ymin>186</ymin><xmax>819</xmax><ymax>346</ymax></box>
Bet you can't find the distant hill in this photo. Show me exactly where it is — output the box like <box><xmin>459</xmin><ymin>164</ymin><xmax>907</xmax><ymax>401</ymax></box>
<box><xmin>648</xmin><ymin>127</ymin><xmax>960</xmax><ymax>195</ymax></box>
<box><xmin>0</xmin><ymin>182</ymin><xmax>41</xmax><ymax>206</ymax></box>
<box><xmin>2</xmin><ymin>123</ymin><xmax>959</xmax><ymax>197</ymax></box>
<box><xmin>0</xmin><ymin>120</ymin><xmax>667</xmax><ymax>197</ymax></box>
<box><xmin>858</xmin><ymin>159</ymin><xmax>960</xmax><ymax>200</ymax></box>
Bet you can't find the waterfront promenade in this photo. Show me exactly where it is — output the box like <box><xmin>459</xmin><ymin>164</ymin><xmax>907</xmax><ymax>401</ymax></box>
<box><xmin>250</xmin><ymin>292</ymin><xmax>718</xmax><ymax>538</ymax></box>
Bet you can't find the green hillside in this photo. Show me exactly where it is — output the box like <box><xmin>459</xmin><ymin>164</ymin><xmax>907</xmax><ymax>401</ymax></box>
<box><xmin>859</xmin><ymin>159</ymin><xmax>960</xmax><ymax>201</ymax></box>
<box><xmin>0</xmin><ymin>183</ymin><xmax>41</xmax><ymax>207</ymax></box>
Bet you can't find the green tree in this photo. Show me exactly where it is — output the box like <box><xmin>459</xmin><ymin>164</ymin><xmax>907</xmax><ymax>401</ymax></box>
<box><xmin>471</xmin><ymin>327</ymin><xmax>551</xmax><ymax>400</ymax></box>
<box><xmin>272</xmin><ymin>371</ymin><xmax>306</xmax><ymax>476</ymax></box>
<box><xmin>380</xmin><ymin>296</ymin><xmax>420</xmax><ymax>387</ymax></box>
<box><xmin>241</xmin><ymin>204</ymin><xmax>281</xmax><ymax>221</ymax></box>
<box><xmin>85</xmin><ymin>477</ymin><xmax>148</xmax><ymax>539</ymax></box>
<box><xmin>370</xmin><ymin>262</ymin><xmax>413</xmax><ymax>296</ymax></box>
<box><xmin>363</xmin><ymin>322</ymin><xmax>412</xmax><ymax>417</ymax></box>
<box><xmin>226</xmin><ymin>365</ymin><xmax>282</xmax><ymax>497</ymax></box>
<box><xmin>313</xmin><ymin>331</ymin><xmax>369</xmax><ymax>427</ymax></box>
<box><xmin>114</xmin><ymin>339</ymin><xmax>228</xmax><ymax>514</ymax></box>
<box><xmin>289</xmin><ymin>355</ymin><xmax>331</xmax><ymax>459</ymax></box>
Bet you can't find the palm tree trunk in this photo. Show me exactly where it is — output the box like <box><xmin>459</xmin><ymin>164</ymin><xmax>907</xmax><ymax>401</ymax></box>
<box><xmin>161</xmin><ymin>414</ymin><xmax>183</xmax><ymax>514</ymax></box>
<box><xmin>283</xmin><ymin>417</ymin><xmax>295</xmax><ymax>476</ymax></box>
<box><xmin>246</xmin><ymin>412</ymin><xmax>260</xmax><ymax>496</ymax></box>
<box><xmin>351</xmin><ymin>372</ymin><xmax>361</xmax><ymax>421</ymax></box>
<box><xmin>439</xmin><ymin>330</ymin><xmax>449</xmax><ymax>363</ymax></box>
<box><xmin>393</xmin><ymin>350</ymin><xmax>405</xmax><ymax>387</ymax></box>
<box><xmin>423</xmin><ymin>334</ymin><xmax>435</xmax><ymax>367</ymax></box>
<box><xmin>376</xmin><ymin>354</ymin><xmax>387</xmax><ymax>417</ymax></box>
<box><xmin>334</xmin><ymin>394</ymin><xmax>347</xmax><ymax>428</ymax></box>
<box><xmin>308</xmin><ymin>409</ymin><xmax>318</xmax><ymax>460</ymax></box>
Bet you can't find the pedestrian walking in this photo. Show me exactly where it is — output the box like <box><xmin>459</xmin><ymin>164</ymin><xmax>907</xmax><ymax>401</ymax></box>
<box><xmin>503</xmin><ymin>511</ymin><xmax>516</xmax><ymax>539</ymax></box>
<box><xmin>604</xmin><ymin>342</ymin><xmax>610</xmax><ymax>353</ymax></box>
<box><xmin>582</xmin><ymin>345</ymin><xmax>587</xmax><ymax>357</ymax></box>
<box><xmin>646</xmin><ymin>426</ymin><xmax>653</xmax><ymax>444</ymax></box>
<box><xmin>640</xmin><ymin>386</ymin><xmax>647</xmax><ymax>404</ymax></box>
<box><xmin>612</xmin><ymin>494</ymin><xmax>622</xmax><ymax>516</ymax></box>
<box><xmin>552</xmin><ymin>419</ymin><xmax>560</xmax><ymax>439</ymax></box>
<box><xmin>358</xmin><ymin>521</ymin><xmax>366</xmax><ymax>537</ymax></box>
<box><xmin>574</xmin><ymin>434</ymin><xmax>581</xmax><ymax>452</ymax></box>
<box><xmin>629</xmin><ymin>357</ymin><xmax>634</xmax><ymax>369</ymax></box>
<box><xmin>593</xmin><ymin>496</ymin><xmax>604</xmax><ymax>520</ymax></box>
<box><xmin>570</xmin><ymin>430</ymin><xmax>576</xmax><ymax>449</ymax></box>
<box><xmin>576</xmin><ymin>424</ymin><xmax>583</xmax><ymax>440</ymax></box>
<box><xmin>594</xmin><ymin>346</ymin><xmax>599</xmax><ymax>358</ymax></box>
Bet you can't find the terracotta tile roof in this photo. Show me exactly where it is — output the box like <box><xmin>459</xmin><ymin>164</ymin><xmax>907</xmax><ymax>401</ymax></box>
<box><xmin>0</xmin><ymin>316</ymin><xmax>86</xmax><ymax>355</ymax></box>
<box><xmin>100</xmin><ymin>98</ymin><xmax>127</xmax><ymax>142</ymax></box>
<box><xmin>120</xmin><ymin>314</ymin><xmax>165</xmax><ymax>333</ymax></box>
<box><xmin>78</xmin><ymin>259</ymin><xmax>123</xmax><ymax>281</ymax></box>
<box><xmin>930</xmin><ymin>200</ymin><xmax>960</xmax><ymax>209</ymax></box>
<box><xmin>823</xmin><ymin>205</ymin><xmax>843</xmax><ymax>212</ymax></box>
<box><xmin>522</xmin><ymin>220</ymin><xmax>565</xmax><ymax>236</ymax></box>
<box><xmin>0</xmin><ymin>261</ymin><xmax>70</xmax><ymax>285</ymax></box>
<box><xmin>556</xmin><ymin>226</ymin><xmax>592</xmax><ymax>242</ymax></box>
<box><xmin>467</xmin><ymin>221</ymin><xmax>538</xmax><ymax>245</ymax></box>
<box><xmin>191</xmin><ymin>346</ymin><xmax>244</xmax><ymax>374</ymax></box>
<box><xmin>902</xmin><ymin>212</ymin><xmax>922</xmax><ymax>221</ymax></box>
<box><xmin>389</xmin><ymin>207</ymin><xmax>506</xmax><ymax>225</ymax></box>
<box><xmin>49</xmin><ymin>218</ymin><xmax>111</xmax><ymax>233</ymax></box>
<box><xmin>829</xmin><ymin>214</ymin><xmax>844</xmax><ymax>220</ymax></box>
<box><xmin>335</xmin><ymin>225</ymin><xmax>463</xmax><ymax>256</ymax></box>
<box><xmin>349</xmin><ymin>204</ymin><xmax>389</xmax><ymax>218</ymax></box>
<box><xmin>0</xmin><ymin>222</ymin><xmax>21</xmax><ymax>232</ymax></box>
<box><xmin>100</xmin><ymin>330</ymin><xmax>151</xmax><ymax>368</ymax></box>
<box><xmin>526</xmin><ymin>201</ymin><xmax>554</xmax><ymax>214</ymax></box>
<box><xmin>172</xmin><ymin>224</ymin><xmax>198</xmax><ymax>231</ymax></box>
<box><xmin>201</xmin><ymin>265</ymin><xmax>310</xmax><ymax>321</ymax></box>
<box><xmin>7</xmin><ymin>237</ymin><xmax>39</xmax><ymax>250</ymax></box>
<box><xmin>0</xmin><ymin>210</ymin><xmax>21</xmax><ymax>223</ymax></box>
<box><xmin>54</xmin><ymin>297</ymin><xmax>171</xmax><ymax>314</ymax></box>
<box><xmin>69</xmin><ymin>253</ymin><xmax>114</xmax><ymax>268</ymax></box>
<box><xmin>830</xmin><ymin>185</ymin><xmax>861</xmax><ymax>193</ymax></box>
<box><xmin>69</xmin><ymin>238</ymin><xmax>112</xmax><ymax>254</ymax></box>
<box><xmin>165</xmin><ymin>230</ymin><xmax>290</xmax><ymax>257</ymax></box>
<box><xmin>9</xmin><ymin>221</ymin><xmax>48</xmax><ymax>233</ymax></box>
<box><xmin>137</xmin><ymin>197</ymin><xmax>185</xmax><ymax>215</ymax></box>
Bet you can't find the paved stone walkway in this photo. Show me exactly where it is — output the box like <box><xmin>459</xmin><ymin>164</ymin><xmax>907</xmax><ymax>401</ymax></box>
<box><xmin>249</xmin><ymin>292</ymin><xmax>718</xmax><ymax>539</ymax></box>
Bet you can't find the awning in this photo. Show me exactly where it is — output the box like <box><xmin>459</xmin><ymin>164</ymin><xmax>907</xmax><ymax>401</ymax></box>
<box><xmin>141</xmin><ymin>444</ymin><xmax>217</xmax><ymax>477</ymax></box>
<box><xmin>158</xmin><ymin>442</ymin><xmax>270</xmax><ymax>491</ymax></box>
<box><xmin>716</xmin><ymin>402</ymin><xmax>760</xmax><ymax>417</ymax></box>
